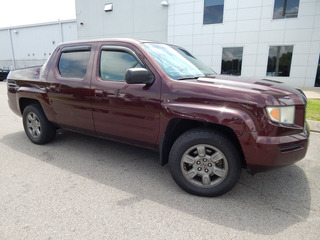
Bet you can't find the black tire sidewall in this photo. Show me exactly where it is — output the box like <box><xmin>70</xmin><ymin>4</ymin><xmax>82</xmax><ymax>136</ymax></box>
<box><xmin>23</xmin><ymin>104</ymin><xmax>55</xmax><ymax>144</ymax></box>
<box><xmin>169</xmin><ymin>129</ymin><xmax>241</xmax><ymax>197</ymax></box>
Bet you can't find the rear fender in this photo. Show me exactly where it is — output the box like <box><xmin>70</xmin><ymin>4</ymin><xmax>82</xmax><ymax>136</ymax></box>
<box><xmin>16</xmin><ymin>86</ymin><xmax>55</xmax><ymax>122</ymax></box>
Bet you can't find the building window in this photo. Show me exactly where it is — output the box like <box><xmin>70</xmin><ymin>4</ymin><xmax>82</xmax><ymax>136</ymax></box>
<box><xmin>221</xmin><ymin>47</ymin><xmax>243</xmax><ymax>76</ymax></box>
<box><xmin>203</xmin><ymin>0</ymin><xmax>224</xmax><ymax>24</ymax></box>
<box><xmin>267</xmin><ymin>46</ymin><xmax>293</xmax><ymax>77</ymax></box>
<box><xmin>273</xmin><ymin>0</ymin><xmax>300</xmax><ymax>19</ymax></box>
<box><xmin>315</xmin><ymin>55</ymin><xmax>320</xmax><ymax>87</ymax></box>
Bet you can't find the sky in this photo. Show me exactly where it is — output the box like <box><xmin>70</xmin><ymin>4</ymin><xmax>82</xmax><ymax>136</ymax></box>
<box><xmin>0</xmin><ymin>0</ymin><xmax>76</xmax><ymax>28</ymax></box>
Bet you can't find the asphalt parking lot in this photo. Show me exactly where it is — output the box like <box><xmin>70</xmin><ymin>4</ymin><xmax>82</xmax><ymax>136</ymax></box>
<box><xmin>0</xmin><ymin>81</ymin><xmax>319</xmax><ymax>239</ymax></box>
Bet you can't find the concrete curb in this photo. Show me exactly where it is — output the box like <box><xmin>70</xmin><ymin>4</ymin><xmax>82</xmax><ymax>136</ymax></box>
<box><xmin>301</xmin><ymin>88</ymin><xmax>320</xmax><ymax>100</ymax></box>
<box><xmin>307</xmin><ymin>120</ymin><xmax>320</xmax><ymax>133</ymax></box>
<box><xmin>301</xmin><ymin>89</ymin><xmax>320</xmax><ymax>133</ymax></box>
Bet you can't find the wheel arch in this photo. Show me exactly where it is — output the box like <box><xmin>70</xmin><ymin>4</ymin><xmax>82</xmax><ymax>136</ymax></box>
<box><xmin>159</xmin><ymin>118</ymin><xmax>246</xmax><ymax>169</ymax></box>
<box><xmin>19</xmin><ymin>98</ymin><xmax>41</xmax><ymax>114</ymax></box>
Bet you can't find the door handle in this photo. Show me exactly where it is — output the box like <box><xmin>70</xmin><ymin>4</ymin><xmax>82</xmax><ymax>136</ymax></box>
<box><xmin>95</xmin><ymin>89</ymin><xmax>103</xmax><ymax>98</ymax></box>
<box><xmin>49</xmin><ymin>85</ymin><xmax>57</xmax><ymax>92</ymax></box>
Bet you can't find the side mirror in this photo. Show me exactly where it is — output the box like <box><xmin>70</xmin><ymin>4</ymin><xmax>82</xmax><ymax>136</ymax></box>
<box><xmin>125</xmin><ymin>68</ymin><xmax>154</xmax><ymax>85</ymax></box>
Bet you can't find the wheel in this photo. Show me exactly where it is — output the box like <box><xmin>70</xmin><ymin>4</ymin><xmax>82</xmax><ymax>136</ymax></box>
<box><xmin>169</xmin><ymin>128</ymin><xmax>242</xmax><ymax>197</ymax></box>
<box><xmin>23</xmin><ymin>104</ymin><xmax>56</xmax><ymax>144</ymax></box>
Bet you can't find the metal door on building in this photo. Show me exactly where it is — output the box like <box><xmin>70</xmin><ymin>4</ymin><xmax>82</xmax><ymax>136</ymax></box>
<box><xmin>315</xmin><ymin>54</ymin><xmax>320</xmax><ymax>87</ymax></box>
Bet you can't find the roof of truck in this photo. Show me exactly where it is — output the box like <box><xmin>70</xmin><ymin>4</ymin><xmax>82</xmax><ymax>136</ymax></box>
<box><xmin>59</xmin><ymin>38</ymin><xmax>162</xmax><ymax>46</ymax></box>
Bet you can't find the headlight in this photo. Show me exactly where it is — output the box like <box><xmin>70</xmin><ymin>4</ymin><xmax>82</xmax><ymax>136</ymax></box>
<box><xmin>266</xmin><ymin>106</ymin><xmax>295</xmax><ymax>124</ymax></box>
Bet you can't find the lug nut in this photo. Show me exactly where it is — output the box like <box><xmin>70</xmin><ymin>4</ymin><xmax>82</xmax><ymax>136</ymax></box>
<box><xmin>205</xmin><ymin>169</ymin><xmax>209</xmax><ymax>173</ymax></box>
<box><xmin>196</xmin><ymin>161</ymin><xmax>201</xmax><ymax>165</ymax></box>
<box><xmin>198</xmin><ymin>167</ymin><xmax>202</xmax><ymax>171</ymax></box>
<box><xmin>208</xmin><ymin>163</ymin><xmax>212</xmax><ymax>167</ymax></box>
<box><xmin>203</xmin><ymin>158</ymin><xmax>207</xmax><ymax>162</ymax></box>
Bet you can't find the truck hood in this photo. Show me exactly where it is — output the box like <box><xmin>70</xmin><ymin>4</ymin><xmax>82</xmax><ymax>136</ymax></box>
<box><xmin>193</xmin><ymin>75</ymin><xmax>307</xmax><ymax>106</ymax></box>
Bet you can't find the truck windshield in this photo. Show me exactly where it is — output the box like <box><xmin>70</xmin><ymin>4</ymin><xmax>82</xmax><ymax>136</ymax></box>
<box><xmin>142</xmin><ymin>43</ymin><xmax>216</xmax><ymax>80</ymax></box>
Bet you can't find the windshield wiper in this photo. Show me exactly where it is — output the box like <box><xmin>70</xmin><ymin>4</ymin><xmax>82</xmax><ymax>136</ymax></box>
<box><xmin>177</xmin><ymin>76</ymin><xmax>200</xmax><ymax>80</ymax></box>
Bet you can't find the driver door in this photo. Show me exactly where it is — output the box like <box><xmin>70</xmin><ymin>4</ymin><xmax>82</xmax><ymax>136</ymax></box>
<box><xmin>91</xmin><ymin>45</ymin><xmax>161</xmax><ymax>148</ymax></box>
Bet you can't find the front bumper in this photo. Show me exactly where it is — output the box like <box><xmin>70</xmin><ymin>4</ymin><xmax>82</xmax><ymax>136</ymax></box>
<box><xmin>245</xmin><ymin>122</ymin><xmax>310</xmax><ymax>173</ymax></box>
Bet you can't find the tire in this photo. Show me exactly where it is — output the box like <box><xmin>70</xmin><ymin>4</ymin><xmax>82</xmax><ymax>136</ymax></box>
<box><xmin>169</xmin><ymin>128</ymin><xmax>242</xmax><ymax>197</ymax></box>
<box><xmin>23</xmin><ymin>104</ymin><xmax>56</xmax><ymax>144</ymax></box>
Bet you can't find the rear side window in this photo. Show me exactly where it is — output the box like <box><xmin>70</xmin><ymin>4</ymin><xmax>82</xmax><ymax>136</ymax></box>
<box><xmin>58</xmin><ymin>49</ymin><xmax>91</xmax><ymax>79</ymax></box>
<box><xmin>100</xmin><ymin>50</ymin><xmax>142</xmax><ymax>81</ymax></box>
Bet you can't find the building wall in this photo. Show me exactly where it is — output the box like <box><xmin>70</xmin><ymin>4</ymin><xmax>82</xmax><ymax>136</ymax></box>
<box><xmin>75</xmin><ymin>0</ymin><xmax>168</xmax><ymax>42</ymax></box>
<box><xmin>0</xmin><ymin>30</ymin><xmax>12</xmax><ymax>69</ymax></box>
<box><xmin>5</xmin><ymin>1</ymin><xmax>317</xmax><ymax>87</ymax></box>
<box><xmin>0</xmin><ymin>20</ymin><xmax>77</xmax><ymax>70</ymax></box>
<box><xmin>168</xmin><ymin>0</ymin><xmax>320</xmax><ymax>87</ymax></box>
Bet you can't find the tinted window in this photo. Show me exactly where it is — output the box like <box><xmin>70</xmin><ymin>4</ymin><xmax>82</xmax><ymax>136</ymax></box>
<box><xmin>58</xmin><ymin>50</ymin><xmax>90</xmax><ymax>78</ymax></box>
<box><xmin>204</xmin><ymin>0</ymin><xmax>224</xmax><ymax>24</ymax></box>
<box><xmin>100</xmin><ymin>51</ymin><xmax>142</xmax><ymax>81</ymax></box>
<box><xmin>273</xmin><ymin>0</ymin><xmax>300</xmax><ymax>19</ymax></box>
<box><xmin>267</xmin><ymin>46</ymin><xmax>293</xmax><ymax>77</ymax></box>
<box><xmin>221</xmin><ymin>47</ymin><xmax>243</xmax><ymax>76</ymax></box>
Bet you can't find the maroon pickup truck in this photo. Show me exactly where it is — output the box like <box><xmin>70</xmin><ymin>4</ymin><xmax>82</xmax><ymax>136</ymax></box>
<box><xmin>7</xmin><ymin>39</ymin><xmax>309</xmax><ymax>196</ymax></box>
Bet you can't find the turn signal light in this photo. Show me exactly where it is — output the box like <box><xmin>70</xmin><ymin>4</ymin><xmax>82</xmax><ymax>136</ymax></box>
<box><xmin>266</xmin><ymin>106</ymin><xmax>295</xmax><ymax>124</ymax></box>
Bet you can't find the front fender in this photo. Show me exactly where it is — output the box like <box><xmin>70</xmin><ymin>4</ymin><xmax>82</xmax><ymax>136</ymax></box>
<box><xmin>161</xmin><ymin>102</ymin><xmax>260</xmax><ymax>166</ymax></box>
<box><xmin>162</xmin><ymin>102</ymin><xmax>257</xmax><ymax>135</ymax></box>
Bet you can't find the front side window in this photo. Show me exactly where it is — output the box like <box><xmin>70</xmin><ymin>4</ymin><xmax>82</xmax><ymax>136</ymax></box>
<box><xmin>203</xmin><ymin>0</ymin><xmax>224</xmax><ymax>24</ymax></box>
<box><xmin>58</xmin><ymin>50</ymin><xmax>91</xmax><ymax>79</ymax></box>
<box><xmin>267</xmin><ymin>46</ymin><xmax>293</xmax><ymax>77</ymax></box>
<box><xmin>143</xmin><ymin>43</ymin><xmax>216</xmax><ymax>80</ymax></box>
<box><xmin>221</xmin><ymin>47</ymin><xmax>243</xmax><ymax>76</ymax></box>
<box><xmin>273</xmin><ymin>0</ymin><xmax>300</xmax><ymax>19</ymax></box>
<box><xmin>99</xmin><ymin>50</ymin><xmax>142</xmax><ymax>81</ymax></box>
